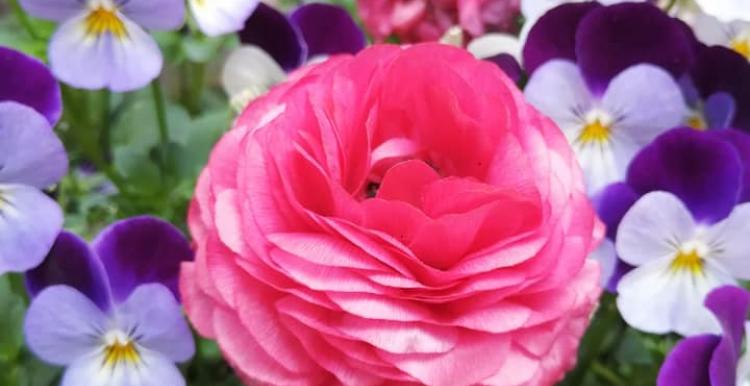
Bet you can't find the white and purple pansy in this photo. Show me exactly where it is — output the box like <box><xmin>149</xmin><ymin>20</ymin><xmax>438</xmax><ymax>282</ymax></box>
<box><xmin>19</xmin><ymin>0</ymin><xmax>185</xmax><ymax>91</ymax></box>
<box><xmin>23</xmin><ymin>216</ymin><xmax>195</xmax><ymax>386</ymax></box>
<box><xmin>0</xmin><ymin>47</ymin><xmax>67</xmax><ymax>275</ymax></box>
<box><xmin>522</xmin><ymin>2</ymin><xmax>696</xmax><ymax>194</ymax></box>
<box><xmin>658</xmin><ymin>285</ymin><xmax>750</xmax><ymax>386</ymax></box>
<box><xmin>593</xmin><ymin>128</ymin><xmax>750</xmax><ymax>336</ymax></box>
<box><xmin>222</xmin><ymin>2</ymin><xmax>366</xmax><ymax>110</ymax></box>
<box><xmin>188</xmin><ymin>0</ymin><xmax>260</xmax><ymax>37</ymax></box>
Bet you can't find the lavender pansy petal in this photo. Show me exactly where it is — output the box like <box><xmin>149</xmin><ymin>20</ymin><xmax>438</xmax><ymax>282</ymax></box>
<box><xmin>522</xmin><ymin>2</ymin><xmax>600</xmax><ymax>75</ymax></box>
<box><xmin>18</xmin><ymin>0</ymin><xmax>82</xmax><ymax>22</ymax></box>
<box><xmin>0</xmin><ymin>47</ymin><xmax>61</xmax><ymax>124</ymax></box>
<box><xmin>189</xmin><ymin>0</ymin><xmax>260</xmax><ymax>37</ymax></box>
<box><xmin>289</xmin><ymin>3</ymin><xmax>365</xmax><ymax>58</ymax></box>
<box><xmin>239</xmin><ymin>2</ymin><xmax>306</xmax><ymax>71</ymax></box>
<box><xmin>0</xmin><ymin>102</ymin><xmax>67</xmax><ymax>188</ymax></box>
<box><xmin>484</xmin><ymin>53</ymin><xmax>523</xmax><ymax>84</ymax></box>
<box><xmin>704</xmin><ymin>92</ymin><xmax>736</xmax><ymax>130</ymax></box>
<box><xmin>575</xmin><ymin>3</ymin><xmax>696</xmax><ymax>93</ymax></box>
<box><xmin>691</xmin><ymin>46</ymin><xmax>750</xmax><ymax>131</ymax></box>
<box><xmin>593</xmin><ymin>182</ymin><xmax>639</xmax><ymax>239</ymax></box>
<box><xmin>627</xmin><ymin>128</ymin><xmax>742</xmax><ymax>223</ymax></box>
<box><xmin>657</xmin><ymin>335</ymin><xmax>720</xmax><ymax>386</ymax></box>
<box><xmin>49</xmin><ymin>14</ymin><xmax>163</xmax><ymax>92</ymax></box>
<box><xmin>24</xmin><ymin>285</ymin><xmax>106</xmax><ymax>366</ymax></box>
<box><xmin>25</xmin><ymin>232</ymin><xmax>110</xmax><ymax>311</ymax></box>
<box><xmin>709</xmin><ymin>130</ymin><xmax>750</xmax><ymax>203</ymax></box>
<box><xmin>706</xmin><ymin>286</ymin><xmax>750</xmax><ymax>386</ymax></box>
<box><xmin>120</xmin><ymin>0</ymin><xmax>186</xmax><ymax>31</ymax></box>
<box><xmin>93</xmin><ymin>216</ymin><xmax>193</xmax><ymax>304</ymax></box>
<box><xmin>524</xmin><ymin>60</ymin><xmax>593</xmax><ymax>134</ymax></box>
<box><xmin>607</xmin><ymin>259</ymin><xmax>634</xmax><ymax>293</ymax></box>
<box><xmin>589</xmin><ymin>239</ymin><xmax>616</xmax><ymax>288</ymax></box>
<box><xmin>116</xmin><ymin>284</ymin><xmax>195</xmax><ymax>362</ymax></box>
<box><xmin>602</xmin><ymin>64</ymin><xmax>688</xmax><ymax>144</ymax></box>
<box><xmin>0</xmin><ymin>184</ymin><xmax>63</xmax><ymax>275</ymax></box>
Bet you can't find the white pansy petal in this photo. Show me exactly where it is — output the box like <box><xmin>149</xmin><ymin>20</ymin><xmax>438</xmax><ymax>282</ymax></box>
<box><xmin>521</xmin><ymin>0</ymin><xmax>567</xmax><ymax>20</ymax></box>
<box><xmin>524</xmin><ymin>60</ymin><xmax>592</xmax><ymax>133</ymax></box>
<box><xmin>707</xmin><ymin>203</ymin><xmax>750</xmax><ymax>279</ymax></box>
<box><xmin>616</xmin><ymin>191</ymin><xmax>696</xmax><ymax>266</ymax></box>
<box><xmin>222</xmin><ymin>45</ymin><xmax>285</xmax><ymax>109</ymax></box>
<box><xmin>467</xmin><ymin>33</ymin><xmax>521</xmax><ymax>60</ymax></box>
<box><xmin>589</xmin><ymin>238</ymin><xmax>616</xmax><ymax>287</ymax></box>
<box><xmin>49</xmin><ymin>12</ymin><xmax>163</xmax><ymax>92</ymax></box>
<box><xmin>693</xmin><ymin>13</ymin><xmax>735</xmax><ymax>46</ymax></box>
<box><xmin>696</xmin><ymin>0</ymin><xmax>750</xmax><ymax>23</ymax></box>
<box><xmin>62</xmin><ymin>348</ymin><xmax>186</xmax><ymax>386</ymax></box>
<box><xmin>189</xmin><ymin>0</ymin><xmax>261</xmax><ymax>37</ymax></box>
<box><xmin>617</xmin><ymin>258</ymin><xmax>722</xmax><ymax>335</ymax></box>
<box><xmin>601</xmin><ymin>64</ymin><xmax>688</xmax><ymax>145</ymax></box>
<box><xmin>574</xmin><ymin>142</ymin><xmax>620</xmax><ymax>195</ymax></box>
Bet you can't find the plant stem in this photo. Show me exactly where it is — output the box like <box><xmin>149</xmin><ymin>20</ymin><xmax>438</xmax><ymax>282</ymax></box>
<box><xmin>591</xmin><ymin>361</ymin><xmax>626</xmax><ymax>386</ymax></box>
<box><xmin>9</xmin><ymin>0</ymin><xmax>41</xmax><ymax>40</ymax></box>
<box><xmin>99</xmin><ymin>89</ymin><xmax>112</xmax><ymax>162</ymax></box>
<box><xmin>151</xmin><ymin>79</ymin><xmax>170</xmax><ymax>181</ymax></box>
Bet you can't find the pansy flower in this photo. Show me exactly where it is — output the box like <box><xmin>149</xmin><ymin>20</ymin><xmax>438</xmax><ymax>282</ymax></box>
<box><xmin>24</xmin><ymin>216</ymin><xmax>194</xmax><ymax>386</ymax></box>
<box><xmin>20</xmin><ymin>0</ymin><xmax>185</xmax><ymax>91</ymax></box>
<box><xmin>522</xmin><ymin>2</ymin><xmax>695</xmax><ymax>194</ymax></box>
<box><xmin>690</xmin><ymin>46</ymin><xmax>750</xmax><ymax>131</ymax></box>
<box><xmin>0</xmin><ymin>47</ymin><xmax>67</xmax><ymax>275</ymax></box>
<box><xmin>595</xmin><ymin>128</ymin><xmax>750</xmax><ymax>335</ymax></box>
<box><xmin>658</xmin><ymin>285</ymin><xmax>750</xmax><ymax>386</ymax></box>
<box><xmin>694</xmin><ymin>13</ymin><xmax>750</xmax><ymax>60</ymax></box>
<box><xmin>695</xmin><ymin>0</ymin><xmax>750</xmax><ymax>23</ymax></box>
<box><xmin>188</xmin><ymin>0</ymin><xmax>260</xmax><ymax>37</ymax></box>
<box><xmin>222</xmin><ymin>2</ymin><xmax>365</xmax><ymax>110</ymax></box>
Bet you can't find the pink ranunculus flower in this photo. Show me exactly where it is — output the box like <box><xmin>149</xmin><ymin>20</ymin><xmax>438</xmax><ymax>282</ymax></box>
<box><xmin>181</xmin><ymin>43</ymin><xmax>603</xmax><ymax>386</ymax></box>
<box><xmin>358</xmin><ymin>0</ymin><xmax>520</xmax><ymax>43</ymax></box>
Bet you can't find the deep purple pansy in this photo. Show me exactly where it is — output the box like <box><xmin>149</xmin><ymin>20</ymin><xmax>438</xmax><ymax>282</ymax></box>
<box><xmin>690</xmin><ymin>46</ymin><xmax>750</xmax><ymax>131</ymax></box>
<box><xmin>223</xmin><ymin>2</ymin><xmax>366</xmax><ymax>109</ymax></box>
<box><xmin>658</xmin><ymin>285</ymin><xmax>750</xmax><ymax>386</ymax></box>
<box><xmin>24</xmin><ymin>216</ymin><xmax>194</xmax><ymax>386</ymax></box>
<box><xmin>0</xmin><ymin>46</ymin><xmax>62</xmax><ymax>125</ymax></box>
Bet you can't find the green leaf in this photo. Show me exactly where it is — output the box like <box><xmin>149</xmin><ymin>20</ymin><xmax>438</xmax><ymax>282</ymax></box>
<box><xmin>0</xmin><ymin>275</ymin><xmax>26</xmax><ymax>362</ymax></box>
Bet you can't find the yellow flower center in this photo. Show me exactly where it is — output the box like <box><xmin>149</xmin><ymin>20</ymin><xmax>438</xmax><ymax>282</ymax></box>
<box><xmin>102</xmin><ymin>332</ymin><xmax>140</xmax><ymax>367</ymax></box>
<box><xmin>578</xmin><ymin>119</ymin><xmax>612</xmax><ymax>144</ymax></box>
<box><xmin>687</xmin><ymin>112</ymin><xmax>707</xmax><ymax>131</ymax></box>
<box><xmin>670</xmin><ymin>248</ymin><xmax>704</xmax><ymax>274</ymax></box>
<box><xmin>731</xmin><ymin>37</ymin><xmax>750</xmax><ymax>59</ymax></box>
<box><xmin>85</xmin><ymin>7</ymin><xmax>127</xmax><ymax>38</ymax></box>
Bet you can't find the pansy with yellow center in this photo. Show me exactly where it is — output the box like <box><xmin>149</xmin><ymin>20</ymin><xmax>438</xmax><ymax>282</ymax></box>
<box><xmin>694</xmin><ymin>13</ymin><xmax>750</xmax><ymax>61</ymax></box>
<box><xmin>23</xmin><ymin>217</ymin><xmax>194</xmax><ymax>386</ymax></box>
<box><xmin>525</xmin><ymin>59</ymin><xmax>688</xmax><ymax>194</ymax></box>
<box><xmin>615</xmin><ymin>191</ymin><xmax>750</xmax><ymax>336</ymax></box>
<box><xmin>19</xmin><ymin>0</ymin><xmax>185</xmax><ymax>91</ymax></box>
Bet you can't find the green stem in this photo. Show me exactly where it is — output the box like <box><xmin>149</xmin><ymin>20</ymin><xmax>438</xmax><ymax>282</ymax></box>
<box><xmin>151</xmin><ymin>79</ymin><xmax>170</xmax><ymax>180</ymax></box>
<box><xmin>99</xmin><ymin>89</ymin><xmax>112</xmax><ymax>162</ymax></box>
<box><xmin>664</xmin><ymin>0</ymin><xmax>678</xmax><ymax>12</ymax></box>
<box><xmin>187</xmin><ymin>61</ymin><xmax>206</xmax><ymax>115</ymax></box>
<box><xmin>591</xmin><ymin>361</ymin><xmax>626</xmax><ymax>386</ymax></box>
<box><xmin>9</xmin><ymin>0</ymin><xmax>41</xmax><ymax>40</ymax></box>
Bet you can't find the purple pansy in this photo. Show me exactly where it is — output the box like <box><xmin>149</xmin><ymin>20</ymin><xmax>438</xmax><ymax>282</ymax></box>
<box><xmin>0</xmin><ymin>46</ymin><xmax>62</xmax><ymax>125</ymax></box>
<box><xmin>523</xmin><ymin>2</ymin><xmax>693</xmax><ymax>194</ymax></box>
<box><xmin>24</xmin><ymin>216</ymin><xmax>194</xmax><ymax>386</ymax></box>
<box><xmin>222</xmin><ymin>2</ymin><xmax>365</xmax><ymax>109</ymax></box>
<box><xmin>690</xmin><ymin>46</ymin><xmax>750</xmax><ymax>131</ymax></box>
<box><xmin>20</xmin><ymin>0</ymin><xmax>185</xmax><ymax>92</ymax></box>
<box><xmin>658</xmin><ymin>285</ymin><xmax>750</xmax><ymax>386</ymax></box>
<box><xmin>590</xmin><ymin>128</ymin><xmax>750</xmax><ymax>335</ymax></box>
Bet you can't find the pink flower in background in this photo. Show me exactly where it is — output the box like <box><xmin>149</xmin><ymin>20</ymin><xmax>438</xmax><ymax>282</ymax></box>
<box><xmin>181</xmin><ymin>43</ymin><xmax>602</xmax><ymax>385</ymax></box>
<box><xmin>358</xmin><ymin>0</ymin><xmax>519</xmax><ymax>42</ymax></box>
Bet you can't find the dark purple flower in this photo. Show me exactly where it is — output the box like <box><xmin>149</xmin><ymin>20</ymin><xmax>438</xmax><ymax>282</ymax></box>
<box><xmin>523</xmin><ymin>2</ymin><xmax>697</xmax><ymax>93</ymax></box>
<box><xmin>658</xmin><ymin>285</ymin><xmax>750</xmax><ymax>386</ymax></box>
<box><xmin>0</xmin><ymin>46</ymin><xmax>61</xmax><ymax>125</ymax></box>
<box><xmin>690</xmin><ymin>46</ymin><xmax>750</xmax><ymax>131</ymax></box>
<box><xmin>24</xmin><ymin>216</ymin><xmax>194</xmax><ymax>386</ymax></box>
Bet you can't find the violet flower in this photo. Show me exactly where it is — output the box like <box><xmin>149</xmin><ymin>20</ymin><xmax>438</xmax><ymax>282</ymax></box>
<box><xmin>592</xmin><ymin>128</ymin><xmax>750</xmax><ymax>335</ymax></box>
<box><xmin>19</xmin><ymin>0</ymin><xmax>185</xmax><ymax>91</ymax></box>
<box><xmin>24</xmin><ymin>216</ymin><xmax>194</xmax><ymax>386</ymax></box>
<box><xmin>222</xmin><ymin>2</ymin><xmax>366</xmax><ymax>110</ymax></box>
<box><xmin>0</xmin><ymin>47</ymin><xmax>67</xmax><ymax>275</ymax></box>
<box><xmin>658</xmin><ymin>285</ymin><xmax>750</xmax><ymax>386</ymax></box>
